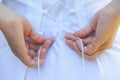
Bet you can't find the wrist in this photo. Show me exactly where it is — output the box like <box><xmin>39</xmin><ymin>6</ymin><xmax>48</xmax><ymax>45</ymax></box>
<box><xmin>110</xmin><ymin>0</ymin><xmax>120</xmax><ymax>15</ymax></box>
<box><xmin>0</xmin><ymin>4</ymin><xmax>18</xmax><ymax>31</ymax></box>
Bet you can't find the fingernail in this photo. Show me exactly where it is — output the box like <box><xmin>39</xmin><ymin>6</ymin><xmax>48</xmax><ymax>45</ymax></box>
<box><xmin>42</xmin><ymin>48</ymin><xmax>47</xmax><ymax>52</ymax></box>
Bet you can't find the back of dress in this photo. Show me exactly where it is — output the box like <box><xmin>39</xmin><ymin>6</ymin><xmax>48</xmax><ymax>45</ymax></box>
<box><xmin>1</xmin><ymin>0</ymin><xmax>120</xmax><ymax>80</ymax></box>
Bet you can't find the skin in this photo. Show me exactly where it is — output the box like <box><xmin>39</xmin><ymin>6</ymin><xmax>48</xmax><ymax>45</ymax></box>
<box><xmin>65</xmin><ymin>0</ymin><xmax>120</xmax><ymax>60</ymax></box>
<box><xmin>0</xmin><ymin>4</ymin><xmax>54</xmax><ymax>67</ymax></box>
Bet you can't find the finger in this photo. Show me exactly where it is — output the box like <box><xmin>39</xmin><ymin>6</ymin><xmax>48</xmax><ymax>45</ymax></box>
<box><xmin>85</xmin><ymin>51</ymin><xmax>102</xmax><ymax>60</ymax></box>
<box><xmin>25</xmin><ymin>40</ymin><xmax>29</xmax><ymax>49</ymax></box>
<box><xmin>65</xmin><ymin>35</ymin><xmax>77</xmax><ymax>42</ymax></box>
<box><xmin>17</xmin><ymin>46</ymin><xmax>38</xmax><ymax>67</ymax></box>
<box><xmin>29</xmin><ymin>41</ymin><xmax>40</xmax><ymax>51</ymax></box>
<box><xmin>83</xmin><ymin>36</ymin><xmax>105</xmax><ymax>56</ymax></box>
<box><xmin>40</xmin><ymin>38</ymin><xmax>55</xmax><ymax>60</ymax></box>
<box><xmin>84</xmin><ymin>49</ymin><xmax>104</xmax><ymax>60</ymax></box>
<box><xmin>25</xmin><ymin>38</ymin><xmax>38</xmax><ymax>50</ymax></box>
<box><xmin>73</xmin><ymin>42</ymin><xmax>81</xmax><ymax>55</ymax></box>
<box><xmin>66</xmin><ymin>40</ymin><xmax>81</xmax><ymax>54</ymax></box>
<box><xmin>33</xmin><ymin>56</ymin><xmax>44</xmax><ymax>65</ymax></box>
<box><xmin>87</xmin><ymin>39</ymin><xmax>113</xmax><ymax>60</ymax></box>
<box><xmin>39</xmin><ymin>48</ymin><xmax>46</xmax><ymax>60</ymax></box>
<box><xmin>76</xmin><ymin>39</ymin><xmax>82</xmax><ymax>51</ymax></box>
<box><xmin>65</xmin><ymin>40</ymin><xmax>75</xmax><ymax>50</ymax></box>
<box><xmin>28</xmin><ymin>49</ymin><xmax>36</xmax><ymax>58</ymax></box>
<box><xmin>82</xmin><ymin>35</ymin><xmax>94</xmax><ymax>46</ymax></box>
<box><xmin>23</xmin><ymin>55</ymin><xmax>38</xmax><ymax>67</ymax></box>
<box><xmin>84</xmin><ymin>37</ymin><xmax>110</xmax><ymax>57</ymax></box>
<box><xmin>18</xmin><ymin>45</ymin><xmax>38</xmax><ymax>67</ymax></box>
<box><xmin>29</xmin><ymin>29</ymin><xmax>46</xmax><ymax>44</ymax></box>
<box><xmin>20</xmin><ymin>20</ymin><xmax>41</xmax><ymax>67</ymax></box>
<box><xmin>23</xmin><ymin>19</ymin><xmax>46</xmax><ymax>44</ymax></box>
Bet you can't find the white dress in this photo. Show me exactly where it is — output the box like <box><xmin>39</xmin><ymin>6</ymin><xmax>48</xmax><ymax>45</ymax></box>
<box><xmin>0</xmin><ymin>0</ymin><xmax>120</xmax><ymax>80</ymax></box>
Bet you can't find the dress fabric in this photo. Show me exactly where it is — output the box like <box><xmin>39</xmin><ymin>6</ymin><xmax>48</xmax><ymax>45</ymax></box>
<box><xmin>0</xmin><ymin>0</ymin><xmax>2</xmax><ymax>3</ymax></box>
<box><xmin>0</xmin><ymin>0</ymin><xmax>120</xmax><ymax>80</ymax></box>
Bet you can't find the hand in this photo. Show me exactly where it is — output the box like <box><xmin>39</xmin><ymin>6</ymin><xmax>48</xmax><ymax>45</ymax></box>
<box><xmin>0</xmin><ymin>4</ymin><xmax>54</xmax><ymax>67</ymax></box>
<box><xmin>65</xmin><ymin>0</ymin><xmax>120</xmax><ymax>60</ymax></box>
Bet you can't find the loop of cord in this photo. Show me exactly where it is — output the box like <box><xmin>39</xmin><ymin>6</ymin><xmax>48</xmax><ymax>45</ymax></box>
<box><xmin>24</xmin><ymin>0</ymin><xmax>86</xmax><ymax>80</ymax></box>
<box><xmin>38</xmin><ymin>46</ymin><xmax>42</xmax><ymax>80</ymax></box>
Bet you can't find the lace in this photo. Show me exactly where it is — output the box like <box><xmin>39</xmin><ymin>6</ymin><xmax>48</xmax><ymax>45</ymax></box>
<box><xmin>77</xmin><ymin>37</ymin><xmax>85</xmax><ymax>80</ymax></box>
<box><xmin>24</xmin><ymin>46</ymin><xmax>42</xmax><ymax>80</ymax></box>
<box><xmin>37</xmin><ymin>46</ymin><xmax>42</xmax><ymax>80</ymax></box>
<box><xmin>39</xmin><ymin>0</ymin><xmax>80</xmax><ymax>35</ymax></box>
<box><xmin>24</xmin><ymin>0</ymin><xmax>85</xmax><ymax>80</ymax></box>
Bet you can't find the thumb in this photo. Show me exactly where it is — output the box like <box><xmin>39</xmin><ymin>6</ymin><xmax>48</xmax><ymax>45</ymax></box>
<box><xmin>23</xmin><ymin>19</ymin><xmax>46</xmax><ymax>44</ymax></box>
<box><xmin>73</xmin><ymin>12</ymin><xmax>99</xmax><ymax>38</ymax></box>
<box><xmin>29</xmin><ymin>29</ymin><xmax>46</xmax><ymax>44</ymax></box>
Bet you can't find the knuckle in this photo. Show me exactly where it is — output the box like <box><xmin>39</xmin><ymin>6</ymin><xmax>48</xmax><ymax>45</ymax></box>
<box><xmin>45</xmin><ymin>40</ymin><xmax>51</xmax><ymax>45</ymax></box>
<box><xmin>88</xmin><ymin>57</ymin><xmax>95</xmax><ymax>61</ymax></box>
<box><xmin>24</xmin><ymin>61</ymin><xmax>35</xmax><ymax>67</ymax></box>
<box><xmin>26</xmin><ymin>63</ymin><xmax>33</xmax><ymax>67</ymax></box>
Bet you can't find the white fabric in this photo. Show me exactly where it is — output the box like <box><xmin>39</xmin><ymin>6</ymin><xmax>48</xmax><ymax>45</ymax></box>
<box><xmin>0</xmin><ymin>0</ymin><xmax>2</xmax><ymax>3</ymax></box>
<box><xmin>0</xmin><ymin>0</ymin><xmax>120</xmax><ymax>80</ymax></box>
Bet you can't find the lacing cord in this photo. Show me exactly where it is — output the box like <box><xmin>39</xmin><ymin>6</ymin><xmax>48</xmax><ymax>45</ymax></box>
<box><xmin>39</xmin><ymin>0</ymin><xmax>80</xmax><ymax>35</ymax></box>
<box><xmin>77</xmin><ymin>37</ymin><xmax>85</xmax><ymax>80</ymax></box>
<box><xmin>37</xmin><ymin>46</ymin><xmax>42</xmax><ymax>79</ymax></box>
<box><xmin>24</xmin><ymin>46</ymin><xmax>42</xmax><ymax>80</ymax></box>
<box><xmin>24</xmin><ymin>0</ymin><xmax>86</xmax><ymax>80</ymax></box>
<box><xmin>24</xmin><ymin>38</ymin><xmax>85</xmax><ymax>80</ymax></box>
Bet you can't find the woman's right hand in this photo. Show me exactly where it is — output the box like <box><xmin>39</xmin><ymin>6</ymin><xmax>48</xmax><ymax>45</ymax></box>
<box><xmin>65</xmin><ymin>0</ymin><xmax>120</xmax><ymax>60</ymax></box>
<box><xmin>0</xmin><ymin>4</ymin><xmax>54</xmax><ymax>67</ymax></box>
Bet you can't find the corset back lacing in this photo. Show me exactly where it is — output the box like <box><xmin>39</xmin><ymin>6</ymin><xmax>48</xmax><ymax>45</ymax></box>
<box><xmin>24</xmin><ymin>0</ymin><xmax>86</xmax><ymax>80</ymax></box>
<box><xmin>23</xmin><ymin>0</ymin><xmax>108</xmax><ymax>80</ymax></box>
